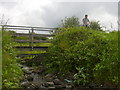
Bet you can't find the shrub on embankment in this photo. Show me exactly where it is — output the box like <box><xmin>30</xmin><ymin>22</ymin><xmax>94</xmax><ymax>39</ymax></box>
<box><xmin>2</xmin><ymin>30</ymin><xmax>23</xmax><ymax>88</ymax></box>
<box><xmin>44</xmin><ymin>27</ymin><xmax>119</xmax><ymax>87</ymax></box>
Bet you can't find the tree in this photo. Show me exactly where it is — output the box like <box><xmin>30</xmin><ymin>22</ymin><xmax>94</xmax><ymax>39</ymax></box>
<box><xmin>55</xmin><ymin>16</ymin><xmax>80</xmax><ymax>34</ymax></box>
<box><xmin>61</xmin><ymin>16</ymin><xmax>80</xmax><ymax>28</ymax></box>
<box><xmin>90</xmin><ymin>21</ymin><xmax>101</xmax><ymax>30</ymax></box>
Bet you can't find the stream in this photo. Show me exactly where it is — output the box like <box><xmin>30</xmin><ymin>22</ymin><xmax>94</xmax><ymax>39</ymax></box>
<box><xmin>18</xmin><ymin>55</ymin><xmax>113</xmax><ymax>90</ymax></box>
<box><xmin>18</xmin><ymin>55</ymin><xmax>75</xmax><ymax>90</ymax></box>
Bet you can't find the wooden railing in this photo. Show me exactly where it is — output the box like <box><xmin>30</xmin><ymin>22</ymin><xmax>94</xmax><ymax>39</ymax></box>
<box><xmin>1</xmin><ymin>25</ymin><xmax>56</xmax><ymax>51</ymax></box>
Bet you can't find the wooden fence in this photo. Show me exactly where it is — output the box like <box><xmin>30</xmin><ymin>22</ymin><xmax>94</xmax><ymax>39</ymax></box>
<box><xmin>1</xmin><ymin>25</ymin><xmax>56</xmax><ymax>52</ymax></box>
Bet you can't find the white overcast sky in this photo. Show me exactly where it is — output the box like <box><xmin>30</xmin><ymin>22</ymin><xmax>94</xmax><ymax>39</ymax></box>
<box><xmin>0</xmin><ymin>0</ymin><xmax>119</xmax><ymax>31</ymax></box>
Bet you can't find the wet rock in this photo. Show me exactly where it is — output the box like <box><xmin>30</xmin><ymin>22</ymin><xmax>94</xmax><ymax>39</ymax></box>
<box><xmin>48</xmin><ymin>86</ymin><xmax>55</xmax><ymax>89</ymax></box>
<box><xmin>55</xmin><ymin>84</ymin><xmax>66</xmax><ymax>88</ymax></box>
<box><xmin>18</xmin><ymin>64</ymin><xmax>24</xmax><ymax>68</ymax></box>
<box><xmin>53</xmin><ymin>79</ymin><xmax>62</xmax><ymax>85</ymax></box>
<box><xmin>26</xmin><ymin>75</ymin><xmax>33</xmax><ymax>81</ymax></box>
<box><xmin>22</xmin><ymin>67</ymin><xmax>32</xmax><ymax>74</ymax></box>
<box><xmin>21</xmin><ymin>81</ymin><xmax>40</xmax><ymax>89</ymax></box>
<box><xmin>38</xmin><ymin>68</ymin><xmax>46</xmax><ymax>74</ymax></box>
<box><xmin>45</xmin><ymin>77</ymin><xmax>54</xmax><ymax>82</ymax></box>
<box><xmin>21</xmin><ymin>81</ymin><xmax>31</xmax><ymax>88</ymax></box>
<box><xmin>27</xmin><ymin>83</ymin><xmax>39</xmax><ymax>90</ymax></box>
<box><xmin>45</xmin><ymin>73</ymin><xmax>54</xmax><ymax>78</ymax></box>
<box><xmin>66</xmin><ymin>85</ymin><xmax>72</xmax><ymax>89</ymax></box>
<box><xmin>32</xmin><ymin>69</ymin><xmax>39</xmax><ymax>73</ymax></box>
<box><xmin>43</xmin><ymin>83</ymin><xmax>49</xmax><ymax>87</ymax></box>
<box><xmin>46</xmin><ymin>82</ymin><xmax>54</xmax><ymax>86</ymax></box>
<box><xmin>43</xmin><ymin>81</ymin><xmax>55</xmax><ymax>88</ymax></box>
<box><xmin>52</xmin><ymin>75</ymin><xmax>58</xmax><ymax>79</ymax></box>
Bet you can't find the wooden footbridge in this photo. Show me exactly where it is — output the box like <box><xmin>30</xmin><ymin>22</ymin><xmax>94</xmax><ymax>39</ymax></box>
<box><xmin>1</xmin><ymin>25</ymin><xmax>56</xmax><ymax>57</ymax></box>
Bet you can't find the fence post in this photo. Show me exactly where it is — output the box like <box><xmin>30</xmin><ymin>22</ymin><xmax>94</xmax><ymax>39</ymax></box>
<box><xmin>2</xmin><ymin>25</ymin><xmax>4</xmax><ymax>31</ymax></box>
<box><xmin>31</xmin><ymin>28</ymin><xmax>34</xmax><ymax>51</ymax></box>
<box><xmin>29</xmin><ymin>30</ymin><xmax>31</xmax><ymax>48</ymax></box>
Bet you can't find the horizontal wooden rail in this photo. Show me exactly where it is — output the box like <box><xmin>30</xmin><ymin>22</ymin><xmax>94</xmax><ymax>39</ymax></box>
<box><xmin>3</xmin><ymin>28</ymin><xmax>54</xmax><ymax>31</ymax></box>
<box><xmin>14</xmin><ymin>46</ymin><xmax>49</xmax><ymax>51</ymax></box>
<box><xmin>14</xmin><ymin>40</ymin><xmax>51</xmax><ymax>43</ymax></box>
<box><xmin>16</xmin><ymin>53</ymin><xmax>48</xmax><ymax>58</ymax></box>
<box><xmin>16</xmin><ymin>54</ymin><xmax>42</xmax><ymax>57</ymax></box>
<box><xmin>0</xmin><ymin>25</ymin><xmax>56</xmax><ymax>29</ymax></box>
<box><xmin>15</xmin><ymin>46</ymin><xmax>49</xmax><ymax>48</ymax></box>
<box><xmin>12</xmin><ymin>33</ymin><xmax>55</xmax><ymax>37</ymax></box>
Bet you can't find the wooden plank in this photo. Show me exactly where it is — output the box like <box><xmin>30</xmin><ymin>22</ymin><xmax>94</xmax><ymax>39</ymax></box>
<box><xmin>12</xmin><ymin>33</ymin><xmax>54</xmax><ymax>37</ymax></box>
<box><xmin>2</xmin><ymin>25</ymin><xmax>56</xmax><ymax>29</ymax></box>
<box><xmin>16</xmin><ymin>53</ymin><xmax>47</xmax><ymax>58</ymax></box>
<box><xmin>4</xmin><ymin>27</ymin><xmax>53</xmax><ymax>32</ymax></box>
<box><xmin>15</xmin><ymin>46</ymin><xmax>49</xmax><ymax>48</ymax></box>
<box><xmin>16</xmin><ymin>54</ymin><xmax>42</xmax><ymax>57</ymax></box>
<box><xmin>4</xmin><ymin>28</ymin><xmax>54</xmax><ymax>31</ymax></box>
<box><xmin>14</xmin><ymin>46</ymin><xmax>48</xmax><ymax>51</ymax></box>
<box><xmin>14</xmin><ymin>40</ymin><xmax>51</xmax><ymax>43</ymax></box>
<box><xmin>15</xmin><ymin>48</ymin><xmax>47</xmax><ymax>51</ymax></box>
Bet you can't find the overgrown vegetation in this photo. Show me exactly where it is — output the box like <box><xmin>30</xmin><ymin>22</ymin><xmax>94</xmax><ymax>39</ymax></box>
<box><xmin>2</xmin><ymin>30</ymin><xmax>23</xmax><ymax>88</ymax></box>
<box><xmin>44</xmin><ymin>16</ymin><xmax>119</xmax><ymax>87</ymax></box>
<box><xmin>0</xmin><ymin>30</ymin><xmax>2</xmax><ymax>89</ymax></box>
<box><xmin>61</xmin><ymin>16</ymin><xmax>80</xmax><ymax>28</ymax></box>
<box><xmin>90</xmin><ymin>21</ymin><xmax>101</xmax><ymax>30</ymax></box>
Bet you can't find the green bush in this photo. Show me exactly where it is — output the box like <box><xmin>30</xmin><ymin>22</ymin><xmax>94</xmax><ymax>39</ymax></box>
<box><xmin>55</xmin><ymin>16</ymin><xmax>80</xmax><ymax>34</ymax></box>
<box><xmin>45</xmin><ymin>27</ymin><xmax>119</xmax><ymax>87</ymax></box>
<box><xmin>61</xmin><ymin>16</ymin><xmax>80</xmax><ymax>28</ymax></box>
<box><xmin>2</xmin><ymin>30</ymin><xmax>23</xmax><ymax>88</ymax></box>
<box><xmin>90</xmin><ymin>21</ymin><xmax>101</xmax><ymax>30</ymax></box>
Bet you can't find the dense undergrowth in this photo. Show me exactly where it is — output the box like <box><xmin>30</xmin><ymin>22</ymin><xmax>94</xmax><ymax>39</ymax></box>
<box><xmin>44</xmin><ymin>27</ymin><xmax>119</xmax><ymax>87</ymax></box>
<box><xmin>0</xmin><ymin>30</ymin><xmax>2</xmax><ymax>89</ymax></box>
<box><xmin>2</xmin><ymin>30</ymin><xmax>23</xmax><ymax>88</ymax></box>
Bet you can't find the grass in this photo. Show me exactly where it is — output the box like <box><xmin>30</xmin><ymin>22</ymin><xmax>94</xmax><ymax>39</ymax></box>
<box><xmin>0</xmin><ymin>30</ymin><xmax>2</xmax><ymax>89</ymax></box>
<box><xmin>2</xmin><ymin>30</ymin><xmax>23</xmax><ymax>88</ymax></box>
<box><xmin>2</xmin><ymin>29</ymin><xmax>52</xmax><ymax>88</ymax></box>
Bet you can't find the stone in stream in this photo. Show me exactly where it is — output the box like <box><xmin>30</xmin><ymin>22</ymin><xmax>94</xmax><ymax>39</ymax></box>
<box><xmin>44</xmin><ymin>81</ymin><xmax>54</xmax><ymax>87</ymax></box>
<box><xmin>47</xmin><ymin>82</ymin><xmax>54</xmax><ymax>85</ymax></box>
<box><xmin>26</xmin><ymin>83</ymin><xmax>39</xmax><ymax>90</ymax></box>
<box><xmin>38</xmin><ymin>68</ymin><xmax>46</xmax><ymax>74</ymax></box>
<box><xmin>53</xmin><ymin>79</ymin><xmax>63</xmax><ymax>85</ymax></box>
<box><xmin>26</xmin><ymin>75</ymin><xmax>33</xmax><ymax>81</ymax></box>
<box><xmin>21</xmin><ymin>81</ymin><xmax>31</xmax><ymax>88</ymax></box>
<box><xmin>18</xmin><ymin>64</ymin><xmax>24</xmax><ymax>68</ymax></box>
<box><xmin>45</xmin><ymin>73</ymin><xmax>54</xmax><ymax>78</ymax></box>
<box><xmin>22</xmin><ymin>67</ymin><xmax>32</xmax><ymax>74</ymax></box>
<box><xmin>21</xmin><ymin>81</ymin><xmax>39</xmax><ymax>89</ymax></box>
<box><xmin>66</xmin><ymin>85</ymin><xmax>72</xmax><ymax>89</ymax></box>
<box><xmin>55</xmin><ymin>84</ymin><xmax>66</xmax><ymax>89</ymax></box>
<box><xmin>48</xmin><ymin>86</ymin><xmax>55</xmax><ymax>89</ymax></box>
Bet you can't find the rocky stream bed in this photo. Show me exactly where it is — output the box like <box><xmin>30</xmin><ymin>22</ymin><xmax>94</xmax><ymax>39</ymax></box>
<box><xmin>19</xmin><ymin>54</ymin><xmax>76</xmax><ymax>90</ymax></box>
<box><xmin>18</xmin><ymin>54</ymin><xmax>119</xmax><ymax>90</ymax></box>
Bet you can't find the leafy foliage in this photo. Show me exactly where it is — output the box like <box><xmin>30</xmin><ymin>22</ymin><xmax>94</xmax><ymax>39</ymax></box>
<box><xmin>90</xmin><ymin>21</ymin><xmax>101</xmax><ymax>30</ymax></box>
<box><xmin>44</xmin><ymin>27</ymin><xmax>119</xmax><ymax>87</ymax></box>
<box><xmin>61</xmin><ymin>16</ymin><xmax>80</xmax><ymax>28</ymax></box>
<box><xmin>2</xmin><ymin>30</ymin><xmax>23</xmax><ymax>88</ymax></box>
<box><xmin>55</xmin><ymin>16</ymin><xmax>80</xmax><ymax>34</ymax></box>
